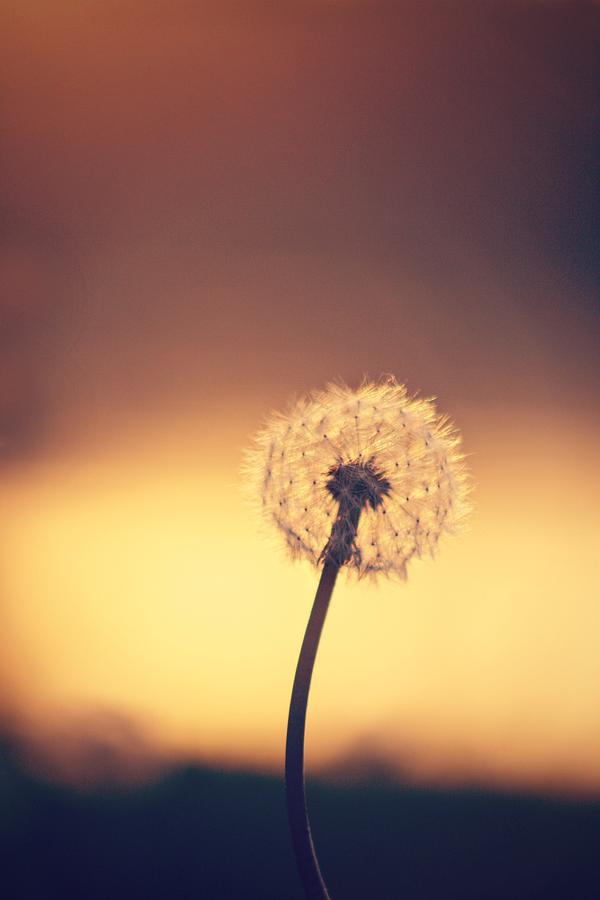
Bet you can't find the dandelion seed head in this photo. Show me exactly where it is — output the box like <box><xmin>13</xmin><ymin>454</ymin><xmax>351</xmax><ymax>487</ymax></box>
<box><xmin>244</xmin><ymin>377</ymin><xmax>472</xmax><ymax>579</ymax></box>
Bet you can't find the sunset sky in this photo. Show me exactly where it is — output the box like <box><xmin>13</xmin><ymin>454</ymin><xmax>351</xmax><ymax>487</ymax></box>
<box><xmin>1</xmin><ymin>1</ymin><xmax>599</xmax><ymax>794</ymax></box>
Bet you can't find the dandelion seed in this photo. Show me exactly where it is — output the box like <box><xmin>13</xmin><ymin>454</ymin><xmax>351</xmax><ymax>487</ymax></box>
<box><xmin>244</xmin><ymin>376</ymin><xmax>471</xmax><ymax>900</ymax></box>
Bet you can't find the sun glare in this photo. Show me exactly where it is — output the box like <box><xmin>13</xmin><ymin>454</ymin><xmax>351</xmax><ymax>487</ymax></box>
<box><xmin>1</xmin><ymin>412</ymin><xmax>599</xmax><ymax>792</ymax></box>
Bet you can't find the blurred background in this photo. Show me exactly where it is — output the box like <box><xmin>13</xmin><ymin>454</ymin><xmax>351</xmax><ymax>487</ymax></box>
<box><xmin>1</xmin><ymin>1</ymin><xmax>599</xmax><ymax>897</ymax></box>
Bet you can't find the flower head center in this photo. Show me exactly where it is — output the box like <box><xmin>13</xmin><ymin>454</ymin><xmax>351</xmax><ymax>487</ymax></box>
<box><xmin>325</xmin><ymin>458</ymin><xmax>391</xmax><ymax>511</ymax></box>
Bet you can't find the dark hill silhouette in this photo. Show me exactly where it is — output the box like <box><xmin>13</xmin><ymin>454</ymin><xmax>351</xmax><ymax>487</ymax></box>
<box><xmin>1</xmin><ymin>738</ymin><xmax>599</xmax><ymax>899</ymax></box>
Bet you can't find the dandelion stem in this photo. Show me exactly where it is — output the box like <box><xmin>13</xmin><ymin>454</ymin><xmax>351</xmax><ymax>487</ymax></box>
<box><xmin>285</xmin><ymin>557</ymin><xmax>339</xmax><ymax>900</ymax></box>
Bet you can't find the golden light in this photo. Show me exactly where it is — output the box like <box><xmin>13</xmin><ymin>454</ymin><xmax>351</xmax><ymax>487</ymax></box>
<box><xmin>1</xmin><ymin>407</ymin><xmax>599</xmax><ymax>793</ymax></box>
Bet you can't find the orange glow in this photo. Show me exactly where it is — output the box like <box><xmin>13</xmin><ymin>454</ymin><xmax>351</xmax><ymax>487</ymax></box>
<box><xmin>2</xmin><ymin>0</ymin><xmax>598</xmax><ymax>800</ymax></box>
<box><xmin>2</xmin><ymin>410</ymin><xmax>599</xmax><ymax>793</ymax></box>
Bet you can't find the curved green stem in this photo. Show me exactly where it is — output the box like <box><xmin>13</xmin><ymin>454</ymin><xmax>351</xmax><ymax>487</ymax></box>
<box><xmin>285</xmin><ymin>559</ymin><xmax>339</xmax><ymax>900</ymax></box>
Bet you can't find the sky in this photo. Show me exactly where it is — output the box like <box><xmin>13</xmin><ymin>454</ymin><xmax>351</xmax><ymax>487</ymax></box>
<box><xmin>1</xmin><ymin>0</ymin><xmax>599</xmax><ymax>793</ymax></box>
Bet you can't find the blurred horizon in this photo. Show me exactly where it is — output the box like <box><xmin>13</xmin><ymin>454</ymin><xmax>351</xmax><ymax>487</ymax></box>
<box><xmin>3</xmin><ymin>739</ymin><xmax>600</xmax><ymax>900</ymax></box>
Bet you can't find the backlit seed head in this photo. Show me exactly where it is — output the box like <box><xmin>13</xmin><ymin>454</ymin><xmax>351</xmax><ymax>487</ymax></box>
<box><xmin>244</xmin><ymin>377</ymin><xmax>472</xmax><ymax>579</ymax></box>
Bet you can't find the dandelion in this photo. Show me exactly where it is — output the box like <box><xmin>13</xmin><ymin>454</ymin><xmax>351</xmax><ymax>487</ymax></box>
<box><xmin>245</xmin><ymin>377</ymin><xmax>471</xmax><ymax>900</ymax></box>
